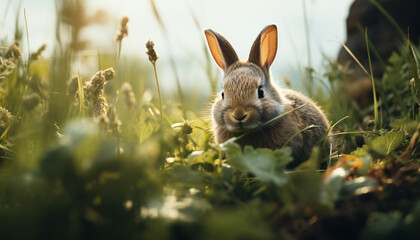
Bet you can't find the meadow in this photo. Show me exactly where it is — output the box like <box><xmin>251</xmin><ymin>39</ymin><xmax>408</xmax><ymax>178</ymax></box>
<box><xmin>0</xmin><ymin>0</ymin><xmax>420</xmax><ymax>239</ymax></box>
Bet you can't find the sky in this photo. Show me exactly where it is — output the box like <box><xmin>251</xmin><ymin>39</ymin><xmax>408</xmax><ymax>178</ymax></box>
<box><xmin>0</xmin><ymin>0</ymin><xmax>354</xmax><ymax>93</ymax></box>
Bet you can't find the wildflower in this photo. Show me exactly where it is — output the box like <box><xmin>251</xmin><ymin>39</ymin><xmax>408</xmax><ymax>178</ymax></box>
<box><xmin>121</xmin><ymin>82</ymin><xmax>137</xmax><ymax>110</ymax></box>
<box><xmin>146</xmin><ymin>40</ymin><xmax>158</xmax><ymax>64</ymax></box>
<box><xmin>30</xmin><ymin>44</ymin><xmax>47</xmax><ymax>61</ymax></box>
<box><xmin>116</xmin><ymin>16</ymin><xmax>129</xmax><ymax>42</ymax></box>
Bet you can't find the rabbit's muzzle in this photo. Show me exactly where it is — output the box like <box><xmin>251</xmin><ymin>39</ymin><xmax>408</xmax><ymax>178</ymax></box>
<box><xmin>224</xmin><ymin>105</ymin><xmax>260</xmax><ymax>131</ymax></box>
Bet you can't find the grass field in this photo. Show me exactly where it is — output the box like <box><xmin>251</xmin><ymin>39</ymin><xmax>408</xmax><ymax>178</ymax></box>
<box><xmin>1</xmin><ymin>0</ymin><xmax>420</xmax><ymax>239</ymax></box>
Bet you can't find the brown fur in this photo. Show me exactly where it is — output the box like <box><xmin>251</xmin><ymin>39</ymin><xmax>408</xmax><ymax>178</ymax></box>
<box><xmin>205</xmin><ymin>25</ymin><xmax>330</xmax><ymax>167</ymax></box>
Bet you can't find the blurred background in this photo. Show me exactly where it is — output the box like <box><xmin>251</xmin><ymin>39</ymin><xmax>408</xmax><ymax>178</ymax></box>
<box><xmin>0</xmin><ymin>0</ymin><xmax>354</xmax><ymax>101</ymax></box>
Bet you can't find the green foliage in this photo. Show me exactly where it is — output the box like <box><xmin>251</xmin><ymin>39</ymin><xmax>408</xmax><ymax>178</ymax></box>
<box><xmin>369</xmin><ymin>130</ymin><xmax>405</xmax><ymax>156</ymax></box>
<box><xmin>223</xmin><ymin>140</ymin><xmax>292</xmax><ymax>186</ymax></box>
<box><xmin>360</xmin><ymin>202</ymin><xmax>420</xmax><ymax>240</ymax></box>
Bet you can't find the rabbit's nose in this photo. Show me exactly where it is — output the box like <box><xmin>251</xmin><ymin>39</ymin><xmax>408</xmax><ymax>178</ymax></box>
<box><xmin>231</xmin><ymin>110</ymin><xmax>248</xmax><ymax>121</ymax></box>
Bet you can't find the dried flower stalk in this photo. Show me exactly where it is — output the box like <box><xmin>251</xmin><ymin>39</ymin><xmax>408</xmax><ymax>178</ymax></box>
<box><xmin>146</xmin><ymin>40</ymin><xmax>162</xmax><ymax>124</ymax></box>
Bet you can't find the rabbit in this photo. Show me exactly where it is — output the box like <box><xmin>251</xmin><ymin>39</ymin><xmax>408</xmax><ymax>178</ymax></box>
<box><xmin>204</xmin><ymin>24</ymin><xmax>331</xmax><ymax>168</ymax></box>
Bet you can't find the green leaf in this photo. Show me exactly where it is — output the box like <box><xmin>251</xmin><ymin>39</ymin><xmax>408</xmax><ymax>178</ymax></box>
<box><xmin>0</xmin><ymin>143</ymin><xmax>13</xmax><ymax>153</ymax></box>
<box><xmin>228</xmin><ymin>145</ymin><xmax>292</xmax><ymax>186</ymax></box>
<box><xmin>351</xmin><ymin>145</ymin><xmax>369</xmax><ymax>158</ymax></box>
<box><xmin>289</xmin><ymin>167</ymin><xmax>323</xmax><ymax>206</ymax></box>
<box><xmin>369</xmin><ymin>130</ymin><xmax>405</xmax><ymax>156</ymax></box>
<box><xmin>166</xmin><ymin>165</ymin><xmax>203</xmax><ymax>186</ymax></box>
<box><xmin>390</xmin><ymin>117</ymin><xmax>419</xmax><ymax>133</ymax></box>
<box><xmin>220</xmin><ymin>137</ymin><xmax>241</xmax><ymax>154</ymax></box>
<box><xmin>188</xmin><ymin>150</ymin><xmax>218</xmax><ymax>172</ymax></box>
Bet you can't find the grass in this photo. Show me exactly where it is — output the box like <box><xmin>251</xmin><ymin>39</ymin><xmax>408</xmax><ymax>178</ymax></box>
<box><xmin>0</xmin><ymin>0</ymin><xmax>420</xmax><ymax>239</ymax></box>
<box><xmin>365</xmin><ymin>28</ymin><xmax>379</xmax><ymax>129</ymax></box>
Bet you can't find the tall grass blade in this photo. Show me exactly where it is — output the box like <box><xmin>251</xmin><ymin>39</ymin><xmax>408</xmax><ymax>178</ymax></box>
<box><xmin>1</xmin><ymin>0</ymin><xmax>12</xmax><ymax>29</ymax></box>
<box><xmin>150</xmin><ymin>0</ymin><xmax>166</xmax><ymax>31</ymax></box>
<box><xmin>369</xmin><ymin>0</ymin><xmax>406</xmax><ymax>40</ymax></box>
<box><xmin>301</xmin><ymin>0</ymin><xmax>313</xmax><ymax>96</ymax></box>
<box><xmin>186</xmin><ymin>1</ymin><xmax>218</xmax><ymax>94</ymax></box>
<box><xmin>408</xmin><ymin>38</ymin><xmax>420</xmax><ymax>102</ymax></box>
<box><xmin>356</xmin><ymin>25</ymin><xmax>386</xmax><ymax>69</ymax></box>
<box><xmin>301</xmin><ymin>0</ymin><xmax>312</xmax><ymax>68</ymax></box>
<box><xmin>77</xmin><ymin>73</ymin><xmax>85</xmax><ymax>118</ymax></box>
<box><xmin>152</xmin><ymin>63</ymin><xmax>163</xmax><ymax>124</ymax></box>
<box><xmin>339</xmin><ymin>41</ymin><xmax>370</xmax><ymax>78</ymax></box>
<box><xmin>150</xmin><ymin>0</ymin><xmax>186</xmax><ymax>118</ymax></box>
<box><xmin>323</xmin><ymin>115</ymin><xmax>349</xmax><ymax>148</ymax></box>
<box><xmin>365</xmin><ymin>28</ymin><xmax>378</xmax><ymax>129</ymax></box>
<box><xmin>281</xmin><ymin>124</ymin><xmax>317</xmax><ymax>149</ymax></box>
<box><xmin>24</xmin><ymin>9</ymin><xmax>31</xmax><ymax>62</ymax></box>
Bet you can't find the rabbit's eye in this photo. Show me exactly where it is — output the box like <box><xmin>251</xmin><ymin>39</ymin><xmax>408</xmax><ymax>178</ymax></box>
<box><xmin>221</xmin><ymin>91</ymin><xmax>224</xmax><ymax>99</ymax></box>
<box><xmin>258</xmin><ymin>86</ymin><xmax>264</xmax><ymax>98</ymax></box>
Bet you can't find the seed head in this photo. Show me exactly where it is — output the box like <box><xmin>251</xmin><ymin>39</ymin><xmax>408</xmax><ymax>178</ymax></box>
<box><xmin>5</xmin><ymin>41</ymin><xmax>22</xmax><ymax>59</ymax></box>
<box><xmin>103</xmin><ymin>68</ymin><xmax>115</xmax><ymax>81</ymax></box>
<box><xmin>85</xmin><ymin>68</ymin><xmax>115</xmax><ymax>101</ymax></box>
<box><xmin>0</xmin><ymin>107</ymin><xmax>13</xmax><ymax>129</ymax></box>
<box><xmin>95</xmin><ymin>113</ymin><xmax>110</xmax><ymax>130</ymax></box>
<box><xmin>30</xmin><ymin>44</ymin><xmax>47</xmax><ymax>61</ymax></box>
<box><xmin>146</xmin><ymin>40</ymin><xmax>158</xmax><ymax>64</ymax></box>
<box><xmin>116</xmin><ymin>16</ymin><xmax>129</xmax><ymax>42</ymax></box>
<box><xmin>86</xmin><ymin>71</ymin><xmax>106</xmax><ymax>100</ymax></box>
<box><xmin>181</xmin><ymin>121</ymin><xmax>193</xmax><ymax>135</ymax></box>
<box><xmin>84</xmin><ymin>68</ymin><xmax>115</xmax><ymax>119</ymax></box>
<box><xmin>94</xmin><ymin>97</ymin><xmax>108</xmax><ymax>119</ymax></box>
<box><xmin>107</xmin><ymin>107</ymin><xmax>121</xmax><ymax>135</ymax></box>
<box><xmin>121</xmin><ymin>82</ymin><xmax>137</xmax><ymax>110</ymax></box>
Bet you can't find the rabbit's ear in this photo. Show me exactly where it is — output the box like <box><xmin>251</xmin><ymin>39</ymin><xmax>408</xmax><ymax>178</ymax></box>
<box><xmin>204</xmin><ymin>29</ymin><xmax>239</xmax><ymax>71</ymax></box>
<box><xmin>248</xmin><ymin>25</ymin><xmax>278</xmax><ymax>70</ymax></box>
